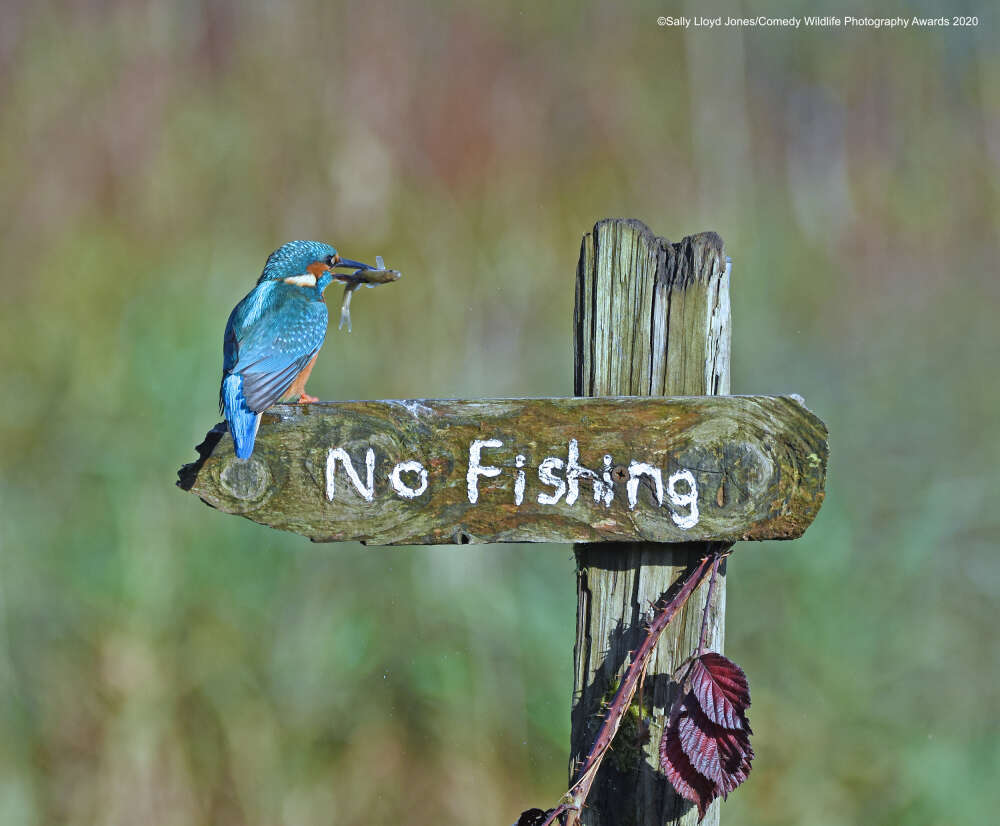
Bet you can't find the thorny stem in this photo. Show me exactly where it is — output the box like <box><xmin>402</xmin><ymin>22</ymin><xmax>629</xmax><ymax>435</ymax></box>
<box><xmin>557</xmin><ymin>552</ymin><xmax>720</xmax><ymax>826</ymax></box>
<box><xmin>696</xmin><ymin>554</ymin><xmax>722</xmax><ymax>656</ymax></box>
<box><xmin>539</xmin><ymin>804</ymin><xmax>571</xmax><ymax>826</ymax></box>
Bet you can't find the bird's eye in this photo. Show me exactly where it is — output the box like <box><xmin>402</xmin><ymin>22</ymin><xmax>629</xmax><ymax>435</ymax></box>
<box><xmin>325</xmin><ymin>254</ymin><xmax>336</xmax><ymax>266</ymax></box>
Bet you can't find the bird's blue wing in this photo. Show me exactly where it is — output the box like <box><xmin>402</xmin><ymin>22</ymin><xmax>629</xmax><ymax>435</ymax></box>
<box><xmin>222</xmin><ymin>282</ymin><xmax>329</xmax><ymax>413</ymax></box>
<box><xmin>240</xmin><ymin>354</ymin><xmax>316</xmax><ymax>411</ymax></box>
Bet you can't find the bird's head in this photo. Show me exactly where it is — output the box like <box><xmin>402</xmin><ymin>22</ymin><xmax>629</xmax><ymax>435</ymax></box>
<box><xmin>258</xmin><ymin>240</ymin><xmax>372</xmax><ymax>290</ymax></box>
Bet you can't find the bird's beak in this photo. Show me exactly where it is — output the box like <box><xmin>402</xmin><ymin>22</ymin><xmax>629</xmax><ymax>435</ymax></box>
<box><xmin>330</xmin><ymin>255</ymin><xmax>373</xmax><ymax>272</ymax></box>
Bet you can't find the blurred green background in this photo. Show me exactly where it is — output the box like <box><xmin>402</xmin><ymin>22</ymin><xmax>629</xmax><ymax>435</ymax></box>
<box><xmin>1</xmin><ymin>1</ymin><xmax>997</xmax><ymax>824</ymax></box>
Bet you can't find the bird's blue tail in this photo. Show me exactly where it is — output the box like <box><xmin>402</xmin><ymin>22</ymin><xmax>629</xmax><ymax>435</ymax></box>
<box><xmin>222</xmin><ymin>374</ymin><xmax>261</xmax><ymax>460</ymax></box>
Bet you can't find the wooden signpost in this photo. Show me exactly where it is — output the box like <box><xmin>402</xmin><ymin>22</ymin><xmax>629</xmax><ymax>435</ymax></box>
<box><xmin>179</xmin><ymin>219</ymin><xmax>828</xmax><ymax>825</ymax></box>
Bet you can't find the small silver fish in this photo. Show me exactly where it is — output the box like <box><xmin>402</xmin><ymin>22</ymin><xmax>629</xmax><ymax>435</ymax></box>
<box><xmin>339</xmin><ymin>255</ymin><xmax>401</xmax><ymax>332</ymax></box>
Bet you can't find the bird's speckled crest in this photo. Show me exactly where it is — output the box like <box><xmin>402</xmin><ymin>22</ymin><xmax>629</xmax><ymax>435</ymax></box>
<box><xmin>258</xmin><ymin>240</ymin><xmax>338</xmax><ymax>283</ymax></box>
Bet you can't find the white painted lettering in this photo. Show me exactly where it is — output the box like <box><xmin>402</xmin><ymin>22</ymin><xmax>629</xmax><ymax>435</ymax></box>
<box><xmin>327</xmin><ymin>437</ymin><xmax>699</xmax><ymax>524</ymax></box>
<box><xmin>389</xmin><ymin>460</ymin><xmax>428</xmax><ymax>499</ymax></box>
<box><xmin>596</xmin><ymin>454</ymin><xmax>615</xmax><ymax>507</ymax></box>
<box><xmin>467</xmin><ymin>439</ymin><xmax>502</xmax><ymax>504</ymax></box>
<box><xmin>627</xmin><ymin>462</ymin><xmax>664</xmax><ymax>510</ymax></box>
<box><xmin>537</xmin><ymin>456</ymin><xmax>566</xmax><ymax>505</ymax></box>
<box><xmin>514</xmin><ymin>454</ymin><xmax>526</xmax><ymax>506</ymax></box>
<box><xmin>667</xmin><ymin>469</ymin><xmax>699</xmax><ymax>529</ymax></box>
<box><xmin>565</xmin><ymin>439</ymin><xmax>601</xmax><ymax>506</ymax></box>
<box><xmin>326</xmin><ymin>447</ymin><xmax>376</xmax><ymax>502</ymax></box>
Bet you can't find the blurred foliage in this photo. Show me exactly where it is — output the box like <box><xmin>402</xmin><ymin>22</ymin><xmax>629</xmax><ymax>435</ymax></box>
<box><xmin>1</xmin><ymin>1</ymin><xmax>997</xmax><ymax>824</ymax></box>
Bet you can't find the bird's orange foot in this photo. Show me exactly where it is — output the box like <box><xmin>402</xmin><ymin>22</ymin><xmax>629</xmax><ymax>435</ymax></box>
<box><xmin>297</xmin><ymin>393</ymin><xmax>319</xmax><ymax>403</ymax></box>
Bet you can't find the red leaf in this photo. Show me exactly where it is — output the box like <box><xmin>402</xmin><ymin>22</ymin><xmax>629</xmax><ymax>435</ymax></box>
<box><xmin>680</xmin><ymin>704</ymin><xmax>754</xmax><ymax>797</ymax></box>
<box><xmin>659</xmin><ymin>711</ymin><xmax>717</xmax><ymax>821</ymax></box>
<box><xmin>689</xmin><ymin>652</ymin><xmax>751</xmax><ymax>730</ymax></box>
<box><xmin>660</xmin><ymin>654</ymin><xmax>756</xmax><ymax>819</ymax></box>
<box><xmin>714</xmin><ymin>726</ymin><xmax>754</xmax><ymax>793</ymax></box>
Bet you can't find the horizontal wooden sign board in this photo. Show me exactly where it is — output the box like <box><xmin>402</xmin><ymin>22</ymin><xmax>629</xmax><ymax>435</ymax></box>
<box><xmin>178</xmin><ymin>396</ymin><xmax>827</xmax><ymax>546</ymax></box>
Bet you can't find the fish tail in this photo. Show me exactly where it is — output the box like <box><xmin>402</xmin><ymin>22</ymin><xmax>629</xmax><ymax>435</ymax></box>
<box><xmin>222</xmin><ymin>374</ymin><xmax>261</xmax><ymax>460</ymax></box>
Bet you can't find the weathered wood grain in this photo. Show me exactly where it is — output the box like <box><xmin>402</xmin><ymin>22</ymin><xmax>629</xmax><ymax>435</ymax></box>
<box><xmin>178</xmin><ymin>395</ymin><xmax>826</xmax><ymax>546</ymax></box>
<box><xmin>571</xmin><ymin>220</ymin><xmax>739</xmax><ymax>826</ymax></box>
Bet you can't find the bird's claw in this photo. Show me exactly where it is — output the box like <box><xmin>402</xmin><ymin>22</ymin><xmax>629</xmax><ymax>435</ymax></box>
<box><xmin>297</xmin><ymin>393</ymin><xmax>319</xmax><ymax>403</ymax></box>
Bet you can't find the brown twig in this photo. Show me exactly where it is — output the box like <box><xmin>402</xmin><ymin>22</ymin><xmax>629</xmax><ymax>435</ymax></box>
<box><xmin>559</xmin><ymin>553</ymin><xmax>718</xmax><ymax>826</ymax></box>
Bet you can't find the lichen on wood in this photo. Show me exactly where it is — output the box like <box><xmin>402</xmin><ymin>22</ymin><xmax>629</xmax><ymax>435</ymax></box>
<box><xmin>178</xmin><ymin>394</ymin><xmax>826</xmax><ymax>547</ymax></box>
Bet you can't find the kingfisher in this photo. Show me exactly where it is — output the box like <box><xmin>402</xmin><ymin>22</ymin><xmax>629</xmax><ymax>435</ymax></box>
<box><xmin>220</xmin><ymin>240</ymin><xmax>398</xmax><ymax>460</ymax></box>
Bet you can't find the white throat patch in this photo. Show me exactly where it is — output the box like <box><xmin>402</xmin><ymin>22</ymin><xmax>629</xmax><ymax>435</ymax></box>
<box><xmin>283</xmin><ymin>274</ymin><xmax>318</xmax><ymax>288</ymax></box>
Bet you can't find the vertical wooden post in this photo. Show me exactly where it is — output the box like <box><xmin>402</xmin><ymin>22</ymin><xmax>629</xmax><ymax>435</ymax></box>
<box><xmin>571</xmin><ymin>219</ymin><xmax>731</xmax><ymax>825</ymax></box>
